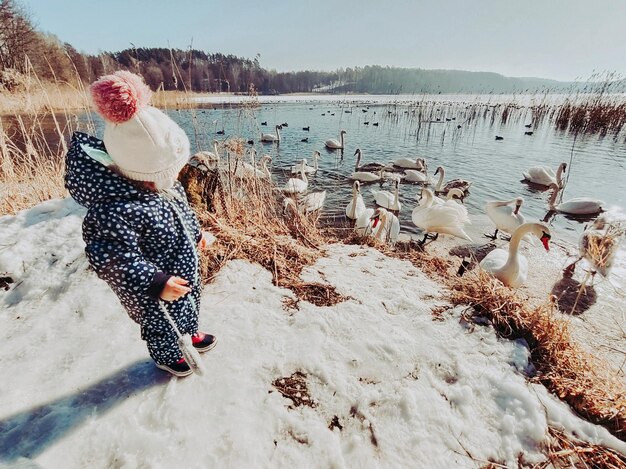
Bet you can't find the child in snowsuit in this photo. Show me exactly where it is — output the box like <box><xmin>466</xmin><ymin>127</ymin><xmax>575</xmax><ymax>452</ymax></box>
<box><xmin>64</xmin><ymin>71</ymin><xmax>216</xmax><ymax>377</ymax></box>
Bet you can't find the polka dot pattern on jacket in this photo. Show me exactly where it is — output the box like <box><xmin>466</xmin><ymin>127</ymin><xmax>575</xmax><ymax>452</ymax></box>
<box><xmin>65</xmin><ymin>132</ymin><xmax>203</xmax><ymax>365</ymax></box>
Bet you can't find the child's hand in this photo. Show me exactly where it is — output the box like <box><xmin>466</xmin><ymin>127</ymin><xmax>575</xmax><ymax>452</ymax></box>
<box><xmin>160</xmin><ymin>276</ymin><xmax>191</xmax><ymax>301</ymax></box>
<box><xmin>197</xmin><ymin>235</ymin><xmax>207</xmax><ymax>251</ymax></box>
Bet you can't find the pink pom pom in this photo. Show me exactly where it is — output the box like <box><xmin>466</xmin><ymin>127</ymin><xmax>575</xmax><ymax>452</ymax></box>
<box><xmin>90</xmin><ymin>71</ymin><xmax>152</xmax><ymax>124</ymax></box>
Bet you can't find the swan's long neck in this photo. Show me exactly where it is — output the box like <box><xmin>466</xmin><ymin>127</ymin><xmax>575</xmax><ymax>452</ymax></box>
<box><xmin>300</xmin><ymin>166</ymin><xmax>308</xmax><ymax>184</ymax></box>
<box><xmin>556</xmin><ymin>164</ymin><xmax>565</xmax><ymax>185</ymax></box>
<box><xmin>504</xmin><ymin>224</ymin><xmax>534</xmax><ymax>268</ymax></box>
<box><xmin>548</xmin><ymin>187</ymin><xmax>559</xmax><ymax>210</ymax></box>
<box><xmin>313</xmin><ymin>153</ymin><xmax>319</xmax><ymax>170</ymax></box>
<box><xmin>261</xmin><ymin>158</ymin><xmax>271</xmax><ymax>178</ymax></box>
<box><xmin>435</xmin><ymin>168</ymin><xmax>445</xmax><ymax>192</ymax></box>
<box><xmin>422</xmin><ymin>190</ymin><xmax>434</xmax><ymax>208</ymax></box>
<box><xmin>350</xmin><ymin>184</ymin><xmax>358</xmax><ymax>219</ymax></box>
<box><xmin>375</xmin><ymin>211</ymin><xmax>388</xmax><ymax>241</ymax></box>
<box><xmin>276</xmin><ymin>126</ymin><xmax>281</xmax><ymax>142</ymax></box>
<box><xmin>355</xmin><ymin>151</ymin><xmax>361</xmax><ymax>170</ymax></box>
<box><xmin>393</xmin><ymin>183</ymin><xmax>399</xmax><ymax>208</ymax></box>
<box><xmin>213</xmin><ymin>141</ymin><xmax>220</xmax><ymax>161</ymax></box>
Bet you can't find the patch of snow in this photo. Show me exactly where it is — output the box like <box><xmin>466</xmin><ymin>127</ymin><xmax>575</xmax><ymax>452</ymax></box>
<box><xmin>0</xmin><ymin>199</ymin><xmax>624</xmax><ymax>468</ymax></box>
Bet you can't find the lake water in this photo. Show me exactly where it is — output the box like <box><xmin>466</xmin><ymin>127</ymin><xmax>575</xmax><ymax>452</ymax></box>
<box><xmin>174</xmin><ymin>94</ymin><xmax>626</xmax><ymax>243</ymax></box>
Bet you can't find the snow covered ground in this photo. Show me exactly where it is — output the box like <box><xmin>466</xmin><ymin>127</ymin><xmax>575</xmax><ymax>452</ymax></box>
<box><xmin>1</xmin><ymin>198</ymin><xmax>625</xmax><ymax>468</ymax></box>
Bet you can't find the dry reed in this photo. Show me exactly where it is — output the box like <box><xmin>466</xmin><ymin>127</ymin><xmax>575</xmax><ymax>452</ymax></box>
<box><xmin>447</xmin><ymin>269</ymin><xmax>626</xmax><ymax>441</ymax></box>
<box><xmin>183</xmin><ymin>149</ymin><xmax>347</xmax><ymax>307</ymax></box>
<box><xmin>532</xmin><ymin>427</ymin><xmax>626</xmax><ymax>468</ymax></box>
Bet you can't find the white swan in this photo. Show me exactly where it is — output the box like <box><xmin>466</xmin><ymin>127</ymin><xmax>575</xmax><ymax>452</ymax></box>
<box><xmin>371</xmin><ymin>179</ymin><xmax>401</xmax><ymax>211</ymax></box>
<box><xmin>354</xmin><ymin>148</ymin><xmax>391</xmax><ymax>172</ymax></box>
<box><xmin>233</xmin><ymin>150</ymin><xmax>271</xmax><ymax>178</ymax></box>
<box><xmin>432</xmin><ymin>188</ymin><xmax>465</xmax><ymax>205</ymax></box>
<box><xmin>261</xmin><ymin>125</ymin><xmax>281</xmax><ymax>143</ymax></box>
<box><xmin>283</xmin><ymin>166</ymin><xmax>308</xmax><ymax>194</ymax></box>
<box><xmin>291</xmin><ymin>151</ymin><xmax>321</xmax><ymax>174</ymax></box>
<box><xmin>393</xmin><ymin>156</ymin><xmax>426</xmax><ymax>170</ymax></box>
<box><xmin>355</xmin><ymin>207</ymin><xmax>376</xmax><ymax>237</ymax></box>
<box><xmin>403</xmin><ymin>169</ymin><xmax>430</xmax><ymax>183</ymax></box>
<box><xmin>412</xmin><ymin>188</ymin><xmax>472</xmax><ymax>244</ymax></box>
<box><xmin>190</xmin><ymin>140</ymin><xmax>220</xmax><ymax>168</ymax></box>
<box><xmin>547</xmin><ymin>183</ymin><xmax>604</xmax><ymax>215</ymax></box>
<box><xmin>284</xmin><ymin>191</ymin><xmax>327</xmax><ymax>214</ymax></box>
<box><xmin>356</xmin><ymin>207</ymin><xmax>399</xmax><ymax>243</ymax></box>
<box><xmin>373</xmin><ymin>208</ymin><xmax>400</xmax><ymax>243</ymax></box>
<box><xmin>257</xmin><ymin>155</ymin><xmax>272</xmax><ymax>179</ymax></box>
<box><xmin>301</xmin><ymin>191</ymin><xmax>326</xmax><ymax>213</ymax></box>
<box><xmin>433</xmin><ymin>166</ymin><xmax>472</xmax><ymax>195</ymax></box>
<box><xmin>325</xmin><ymin>130</ymin><xmax>346</xmax><ymax>149</ymax></box>
<box><xmin>523</xmin><ymin>162</ymin><xmax>566</xmax><ymax>187</ymax></box>
<box><xmin>350</xmin><ymin>167</ymin><xmax>383</xmax><ymax>183</ymax></box>
<box><xmin>485</xmin><ymin>197</ymin><xmax>525</xmax><ymax>239</ymax></box>
<box><xmin>346</xmin><ymin>180</ymin><xmax>367</xmax><ymax>220</ymax></box>
<box><xmin>480</xmin><ymin>223</ymin><xmax>552</xmax><ymax>288</ymax></box>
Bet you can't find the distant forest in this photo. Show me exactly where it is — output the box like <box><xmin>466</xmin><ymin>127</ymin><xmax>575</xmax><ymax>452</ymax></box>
<box><xmin>0</xmin><ymin>0</ymin><xmax>588</xmax><ymax>95</ymax></box>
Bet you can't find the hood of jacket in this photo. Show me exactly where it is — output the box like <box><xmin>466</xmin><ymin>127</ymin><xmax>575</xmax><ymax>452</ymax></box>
<box><xmin>65</xmin><ymin>132</ymin><xmax>147</xmax><ymax>208</ymax></box>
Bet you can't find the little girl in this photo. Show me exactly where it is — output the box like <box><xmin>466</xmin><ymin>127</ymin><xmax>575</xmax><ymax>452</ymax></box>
<box><xmin>64</xmin><ymin>71</ymin><xmax>216</xmax><ymax>377</ymax></box>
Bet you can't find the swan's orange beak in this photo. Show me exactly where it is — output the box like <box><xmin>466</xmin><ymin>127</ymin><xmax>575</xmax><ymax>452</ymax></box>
<box><xmin>541</xmin><ymin>233</ymin><xmax>551</xmax><ymax>251</ymax></box>
<box><xmin>371</xmin><ymin>213</ymin><xmax>380</xmax><ymax>228</ymax></box>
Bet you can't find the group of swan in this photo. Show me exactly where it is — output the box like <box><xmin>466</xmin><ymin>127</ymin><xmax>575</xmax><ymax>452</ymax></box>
<box><xmin>344</xmin><ymin>181</ymin><xmax>401</xmax><ymax>244</ymax></box>
<box><xmin>411</xmin><ymin>189</ymin><xmax>472</xmax><ymax>244</ymax></box>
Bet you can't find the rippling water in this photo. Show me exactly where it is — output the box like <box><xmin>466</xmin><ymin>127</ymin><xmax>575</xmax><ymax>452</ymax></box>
<box><xmin>169</xmin><ymin>95</ymin><xmax>626</xmax><ymax>244</ymax></box>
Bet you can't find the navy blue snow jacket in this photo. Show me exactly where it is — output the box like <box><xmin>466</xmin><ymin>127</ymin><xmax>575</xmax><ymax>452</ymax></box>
<box><xmin>65</xmin><ymin>132</ymin><xmax>202</xmax><ymax>339</ymax></box>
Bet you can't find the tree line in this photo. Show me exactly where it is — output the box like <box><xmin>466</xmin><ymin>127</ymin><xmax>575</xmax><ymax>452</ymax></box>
<box><xmin>1</xmin><ymin>0</ymin><xmax>576</xmax><ymax>95</ymax></box>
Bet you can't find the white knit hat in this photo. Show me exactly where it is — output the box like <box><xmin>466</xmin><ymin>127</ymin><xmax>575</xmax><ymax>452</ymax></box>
<box><xmin>90</xmin><ymin>71</ymin><xmax>190</xmax><ymax>185</ymax></box>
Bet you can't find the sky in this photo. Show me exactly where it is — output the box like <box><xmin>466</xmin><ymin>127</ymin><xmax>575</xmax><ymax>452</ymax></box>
<box><xmin>19</xmin><ymin>0</ymin><xmax>626</xmax><ymax>82</ymax></box>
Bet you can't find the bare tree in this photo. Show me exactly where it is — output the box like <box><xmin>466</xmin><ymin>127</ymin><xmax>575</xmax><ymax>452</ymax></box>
<box><xmin>0</xmin><ymin>0</ymin><xmax>36</xmax><ymax>77</ymax></box>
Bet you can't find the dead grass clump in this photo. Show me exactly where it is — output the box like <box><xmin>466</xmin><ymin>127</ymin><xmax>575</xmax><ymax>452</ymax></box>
<box><xmin>448</xmin><ymin>270</ymin><xmax>626</xmax><ymax>440</ymax></box>
<box><xmin>533</xmin><ymin>427</ymin><xmax>626</xmax><ymax>468</ymax></box>
<box><xmin>288</xmin><ymin>281</ymin><xmax>349</xmax><ymax>307</ymax></box>
<box><xmin>272</xmin><ymin>371</ymin><xmax>316</xmax><ymax>408</ymax></box>
<box><xmin>184</xmin><ymin>169</ymin><xmax>346</xmax><ymax>306</ymax></box>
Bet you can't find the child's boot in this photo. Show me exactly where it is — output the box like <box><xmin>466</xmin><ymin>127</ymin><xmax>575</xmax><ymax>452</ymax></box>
<box><xmin>192</xmin><ymin>332</ymin><xmax>217</xmax><ymax>353</ymax></box>
<box><xmin>156</xmin><ymin>358</ymin><xmax>193</xmax><ymax>377</ymax></box>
